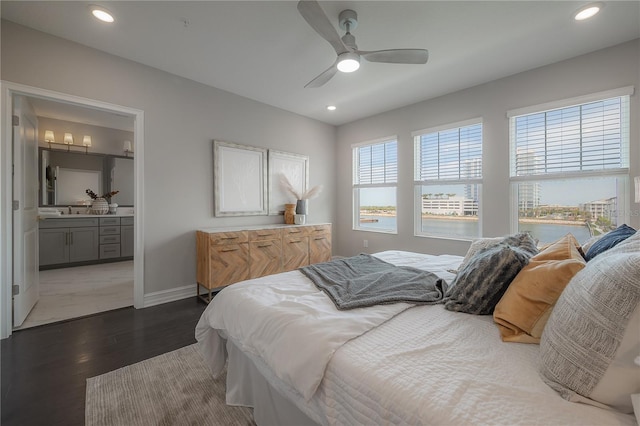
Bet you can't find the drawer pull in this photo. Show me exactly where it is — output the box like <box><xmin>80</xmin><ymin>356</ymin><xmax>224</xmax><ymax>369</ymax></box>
<box><xmin>314</xmin><ymin>237</ymin><xmax>326</xmax><ymax>241</ymax></box>
<box><xmin>257</xmin><ymin>233</ymin><xmax>274</xmax><ymax>237</ymax></box>
<box><xmin>289</xmin><ymin>239</ymin><xmax>302</xmax><ymax>244</ymax></box>
<box><xmin>257</xmin><ymin>243</ymin><xmax>272</xmax><ymax>248</ymax></box>
<box><xmin>221</xmin><ymin>247</ymin><xmax>239</xmax><ymax>252</ymax></box>
<box><xmin>288</xmin><ymin>230</ymin><xmax>301</xmax><ymax>234</ymax></box>
<box><xmin>221</xmin><ymin>236</ymin><xmax>238</xmax><ymax>240</ymax></box>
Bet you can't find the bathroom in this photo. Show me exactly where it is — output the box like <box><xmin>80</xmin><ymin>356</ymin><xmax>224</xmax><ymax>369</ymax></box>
<box><xmin>17</xmin><ymin>96</ymin><xmax>136</xmax><ymax>329</ymax></box>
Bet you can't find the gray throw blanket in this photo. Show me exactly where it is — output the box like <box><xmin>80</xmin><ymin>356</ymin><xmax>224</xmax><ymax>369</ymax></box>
<box><xmin>299</xmin><ymin>254</ymin><xmax>448</xmax><ymax>310</ymax></box>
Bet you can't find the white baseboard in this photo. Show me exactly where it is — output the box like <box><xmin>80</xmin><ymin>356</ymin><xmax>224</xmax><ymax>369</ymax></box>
<box><xmin>143</xmin><ymin>283</ymin><xmax>196</xmax><ymax>308</ymax></box>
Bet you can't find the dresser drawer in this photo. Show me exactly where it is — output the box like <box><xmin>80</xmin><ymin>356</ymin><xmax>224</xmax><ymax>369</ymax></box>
<box><xmin>249</xmin><ymin>228</ymin><xmax>282</xmax><ymax>241</ymax></box>
<box><xmin>282</xmin><ymin>226</ymin><xmax>306</xmax><ymax>236</ymax></box>
<box><xmin>100</xmin><ymin>235</ymin><xmax>121</xmax><ymax>245</ymax></box>
<box><xmin>305</xmin><ymin>224</ymin><xmax>331</xmax><ymax>236</ymax></box>
<box><xmin>99</xmin><ymin>243</ymin><xmax>121</xmax><ymax>259</ymax></box>
<box><xmin>120</xmin><ymin>217</ymin><xmax>134</xmax><ymax>226</ymax></box>
<box><xmin>100</xmin><ymin>226</ymin><xmax>120</xmax><ymax>236</ymax></box>
<box><xmin>209</xmin><ymin>231</ymin><xmax>249</xmax><ymax>245</ymax></box>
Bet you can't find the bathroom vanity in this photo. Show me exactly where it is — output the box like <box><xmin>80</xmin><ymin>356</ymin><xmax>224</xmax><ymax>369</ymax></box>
<box><xmin>39</xmin><ymin>214</ymin><xmax>134</xmax><ymax>270</ymax></box>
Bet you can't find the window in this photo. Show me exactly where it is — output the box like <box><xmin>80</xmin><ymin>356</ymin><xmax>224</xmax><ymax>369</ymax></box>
<box><xmin>413</xmin><ymin>119</ymin><xmax>482</xmax><ymax>239</ymax></box>
<box><xmin>509</xmin><ymin>88</ymin><xmax>631</xmax><ymax>245</ymax></box>
<box><xmin>353</xmin><ymin>137</ymin><xmax>397</xmax><ymax>233</ymax></box>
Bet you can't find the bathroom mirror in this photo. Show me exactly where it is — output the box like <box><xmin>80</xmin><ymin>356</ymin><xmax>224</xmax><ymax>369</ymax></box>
<box><xmin>39</xmin><ymin>148</ymin><xmax>134</xmax><ymax>207</ymax></box>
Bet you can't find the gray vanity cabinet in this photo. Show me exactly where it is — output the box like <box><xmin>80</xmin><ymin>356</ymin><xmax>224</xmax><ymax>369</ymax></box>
<box><xmin>39</xmin><ymin>216</ymin><xmax>133</xmax><ymax>269</ymax></box>
<box><xmin>99</xmin><ymin>217</ymin><xmax>121</xmax><ymax>259</ymax></box>
<box><xmin>120</xmin><ymin>216</ymin><xmax>134</xmax><ymax>258</ymax></box>
<box><xmin>39</xmin><ymin>218</ymin><xmax>100</xmax><ymax>266</ymax></box>
<box><xmin>39</xmin><ymin>228</ymin><xmax>70</xmax><ymax>265</ymax></box>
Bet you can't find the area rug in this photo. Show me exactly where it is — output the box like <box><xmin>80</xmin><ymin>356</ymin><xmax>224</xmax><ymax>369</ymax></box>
<box><xmin>86</xmin><ymin>344</ymin><xmax>254</xmax><ymax>425</ymax></box>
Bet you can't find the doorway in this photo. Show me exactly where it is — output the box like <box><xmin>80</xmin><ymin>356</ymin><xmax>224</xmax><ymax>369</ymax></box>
<box><xmin>1</xmin><ymin>81</ymin><xmax>145</xmax><ymax>338</ymax></box>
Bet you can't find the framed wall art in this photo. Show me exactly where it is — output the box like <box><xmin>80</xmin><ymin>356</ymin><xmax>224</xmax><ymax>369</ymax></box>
<box><xmin>213</xmin><ymin>140</ymin><xmax>268</xmax><ymax>216</ymax></box>
<box><xmin>268</xmin><ymin>149</ymin><xmax>309</xmax><ymax>215</ymax></box>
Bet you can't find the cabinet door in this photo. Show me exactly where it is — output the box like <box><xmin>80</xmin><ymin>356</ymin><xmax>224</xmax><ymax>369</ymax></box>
<box><xmin>39</xmin><ymin>228</ymin><xmax>69</xmax><ymax>266</ymax></box>
<box><xmin>249</xmin><ymin>239</ymin><xmax>282</xmax><ymax>279</ymax></box>
<box><xmin>121</xmin><ymin>225</ymin><xmax>134</xmax><ymax>257</ymax></box>
<box><xmin>309</xmin><ymin>233</ymin><xmax>332</xmax><ymax>264</ymax></box>
<box><xmin>69</xmin><ymin>227</ymin><xmax>99</xmax><ymax>262</ymax></box>
<box><xmin>210</xmin><ymin>243</ymin><xmax>249</xmax><ymax>288</ymax></box>
<box><xmin>282</xmin><ymin>235</ymin><xmax>309</xmax><ymax>271</ymax></box>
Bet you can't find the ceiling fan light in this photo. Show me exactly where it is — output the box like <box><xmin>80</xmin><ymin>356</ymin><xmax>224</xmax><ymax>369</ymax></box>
<box><xmin>337</xmin><ymin>52</ymin><xmax>360</xmax><ymax>73</ymax></box>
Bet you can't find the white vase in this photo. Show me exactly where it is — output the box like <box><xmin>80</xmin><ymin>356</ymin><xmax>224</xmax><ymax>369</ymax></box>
<box><xmin>91</xmin><ymin>198</ymin><xmax>109</xmax><ymax>215</ymax></box>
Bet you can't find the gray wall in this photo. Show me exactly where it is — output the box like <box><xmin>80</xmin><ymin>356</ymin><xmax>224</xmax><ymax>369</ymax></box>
<box><xmin>335</xmin><ymin>39</ymin><xmax>640</xmax><ymax>258</ymax></box>
<box><xmin>1</xmin><ymin>21</ymin><xmax>337</xmax><ymax>294</ymax></box>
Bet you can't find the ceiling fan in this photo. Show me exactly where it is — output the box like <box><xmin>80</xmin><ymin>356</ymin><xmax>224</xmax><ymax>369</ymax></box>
<box><xmin>297</xmin><ymin>0</ymin><xmax>429</xmax><ymax>88</ymax></box>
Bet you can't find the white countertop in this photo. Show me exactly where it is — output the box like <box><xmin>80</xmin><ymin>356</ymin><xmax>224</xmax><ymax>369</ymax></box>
<box><xmin>39</xmin><ymin>213</ymin><xmax>134</xmax><ymax>219</ymax></box>
<box><xmin>197</xmin><ymin>222</ymin><xmax>330</xmax><ymax>233</ymax></box>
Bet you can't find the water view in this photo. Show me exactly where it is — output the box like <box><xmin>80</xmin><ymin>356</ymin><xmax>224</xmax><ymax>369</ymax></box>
<box><xmin>359</xmin><ymin>215</ymin><xmax>592</xmax><ymax>244</ymax></box>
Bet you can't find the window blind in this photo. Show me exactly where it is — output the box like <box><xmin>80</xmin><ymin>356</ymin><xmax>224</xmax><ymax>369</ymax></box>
<box><xmin>512</xmin><ymin>96</ymin><xmax>628</xmax><ymax>177</ymax></box>
<box><xmin>415</xmin><ymin>123</ymin><xmax>482</xmax><ymax>181</ymax></box>
<box><xmin>355</xmin><ymin>140</ymin><xmax>397</xmax><ymax>185</ymax></box>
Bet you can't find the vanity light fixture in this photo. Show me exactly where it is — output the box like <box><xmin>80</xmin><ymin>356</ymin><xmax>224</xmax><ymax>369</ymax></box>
<box><xmin>82</xmin><ymin>135</ymin><xmax>92</xmax><ymax>153</ymax></box>
<box><xmin>44</xmin><ymin>130</ymin><xmax>55</xmax><ymax>147</ymax></box>
<box><xmin>574</xmin><ymin>2</ymin><xmax>603</xmax><ymax>21</ymax></box>
<box><xmin>123</xmin><ymin>140</ymin><xmax>133</xmax><ymax>157</ymax></box>
<box><xmin>63</xmin><ymin>133</ymin><xmax>74</xmax><ymax>145</ymax></box>
<box><xmin>90</xmin><ymin>5</ymin><xmax>115</xmax><ymax>23</ymax></box>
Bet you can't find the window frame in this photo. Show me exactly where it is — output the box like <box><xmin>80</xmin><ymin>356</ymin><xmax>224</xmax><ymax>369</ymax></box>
<box><xmin>352</xmin><ymin>136</ymin><xmax>398</xmax><ymax>234</ymax></box>
<box><xmin>412</xmin><ymin>118</ymin><xmax>483</xmax><ymax>240</ymax></box>
<box><xmin>508</xmin><ymin>87</ymin><xmax>632</xmax><ymax>238</ymax></box>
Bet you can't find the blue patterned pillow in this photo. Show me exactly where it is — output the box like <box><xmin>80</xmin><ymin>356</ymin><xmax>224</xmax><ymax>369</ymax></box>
<box><xmin>585</xmin><ymin>224</ymin><xmax>636</xmax><ymax>261</ymax></box>
<box><xmin>445</xmin><ymin>243</ymin><xmax>533</xmax><ymax>315</ymax></box>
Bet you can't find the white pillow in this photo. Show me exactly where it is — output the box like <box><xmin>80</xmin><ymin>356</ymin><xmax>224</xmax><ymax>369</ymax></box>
<box><xmin>538</xmin><ymin>251</ymin><xmax>640</xmax><ymax>413</ymax></box>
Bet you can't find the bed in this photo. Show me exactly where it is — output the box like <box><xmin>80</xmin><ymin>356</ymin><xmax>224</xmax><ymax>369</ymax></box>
<box><xmin>195</xmin><ymin>248</ymin><xmax>638</xmax><ymax>425</ymax></box>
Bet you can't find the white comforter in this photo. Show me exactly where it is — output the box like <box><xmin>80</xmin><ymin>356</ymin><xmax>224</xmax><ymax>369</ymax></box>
<box><xmin>195</xmin><ymin>251</ymin><xmax>459</xmax><ymax>401</ymax></box>
<box><xmin>196</xmin><ymin>250</ymin><xmax>636</xmax><ymax>425</ymax></box>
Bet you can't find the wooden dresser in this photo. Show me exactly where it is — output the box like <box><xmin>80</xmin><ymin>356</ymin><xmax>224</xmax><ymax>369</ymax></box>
<box><xmin>196</xmin><ymin>223</ymin><xmax>331</xmax><ymax>302</ymax></box>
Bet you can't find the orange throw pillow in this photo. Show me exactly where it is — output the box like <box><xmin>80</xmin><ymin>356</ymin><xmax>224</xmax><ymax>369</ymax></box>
<box><xmin>493</xmin><ymin>233</ymin><xmax>586</xmax><ymax>344</ymax></box>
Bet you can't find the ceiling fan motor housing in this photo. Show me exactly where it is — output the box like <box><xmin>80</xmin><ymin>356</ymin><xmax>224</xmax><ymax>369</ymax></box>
<box><xmin>339</xmin><ymin>9</ymin><xmax>358</xmax><ymax>31</ymax></box>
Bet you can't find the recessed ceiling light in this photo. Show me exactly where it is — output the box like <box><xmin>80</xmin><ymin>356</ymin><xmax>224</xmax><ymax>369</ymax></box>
<box><xmin>574</xmin><ymin>2</ymin><xmax>603</xmax><ymax>21</ymax></box>
<box><xmin>90</xmin><ymin>5</ymin><xmax>115</xmax><ymax>23</ymax></box>
<box><xmin>326</xmin><ymin>105</ymin><xmax>337</xmax><ymax>111</ymax></box>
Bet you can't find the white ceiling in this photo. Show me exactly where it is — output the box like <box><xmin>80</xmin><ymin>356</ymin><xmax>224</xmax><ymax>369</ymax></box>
<box><xmin>2</xmin><ymin>1</ymin><xmax>639</xmax><ymax>127</ymax></box>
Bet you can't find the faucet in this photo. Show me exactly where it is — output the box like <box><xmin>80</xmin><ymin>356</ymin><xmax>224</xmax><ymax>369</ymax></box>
<box><xmin>68</xmin><ymin>206</ymin><xmax>72</xmax><ymax>215</ymax></box>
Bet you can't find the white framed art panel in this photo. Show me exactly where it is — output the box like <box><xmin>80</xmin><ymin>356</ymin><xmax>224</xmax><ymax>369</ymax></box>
<box><xmin>214</xmin><ymin>140</ymin><xmax>267</xmax><ymax>216</ymax></box>
<box><xmin>268</xmin><ymin>150</ymin><xmax>309</xmax><ymax>215</ymax></box>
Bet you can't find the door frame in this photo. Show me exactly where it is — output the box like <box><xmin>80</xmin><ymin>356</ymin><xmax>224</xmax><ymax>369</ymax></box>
<box><xmin>1</xmin><ymin>81</ymin><xmax>145</xmax><ymax>339</ymax></box>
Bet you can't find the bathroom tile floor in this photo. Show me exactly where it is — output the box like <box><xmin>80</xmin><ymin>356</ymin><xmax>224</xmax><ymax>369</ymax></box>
<box><xmin>15</xmin><ymin>260</ymin><xmax>134</xmax><ymax>330</ymax></box>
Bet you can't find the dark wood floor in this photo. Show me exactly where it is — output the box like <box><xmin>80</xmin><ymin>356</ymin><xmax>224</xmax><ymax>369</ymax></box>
<box><xmin>1</xmin><ymin>297</ymin><xmax>207</xmax><ymax>426</ymax></box>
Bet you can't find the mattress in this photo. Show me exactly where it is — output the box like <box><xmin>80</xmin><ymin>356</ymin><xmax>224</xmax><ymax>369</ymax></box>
<box><xmin>197</xmin><ymin>250</ymin><xmax>636</xmax><ymax>425</ymax></box>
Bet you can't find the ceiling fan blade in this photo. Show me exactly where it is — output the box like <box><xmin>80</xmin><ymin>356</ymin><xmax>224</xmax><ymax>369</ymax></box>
<box><xmin>297</xmin><ymin>1</ymin><xmax>349</xmax><ymax>55</ymax></box>
<box><xmin>304</xmin><ymin>62</ymin><xmax>338</xmax><ymax>88</ymax></box>
<box><xmin>359</xmin><ymin>49</ymin><xmax>429</xmax><ymax>64</ymax></box>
